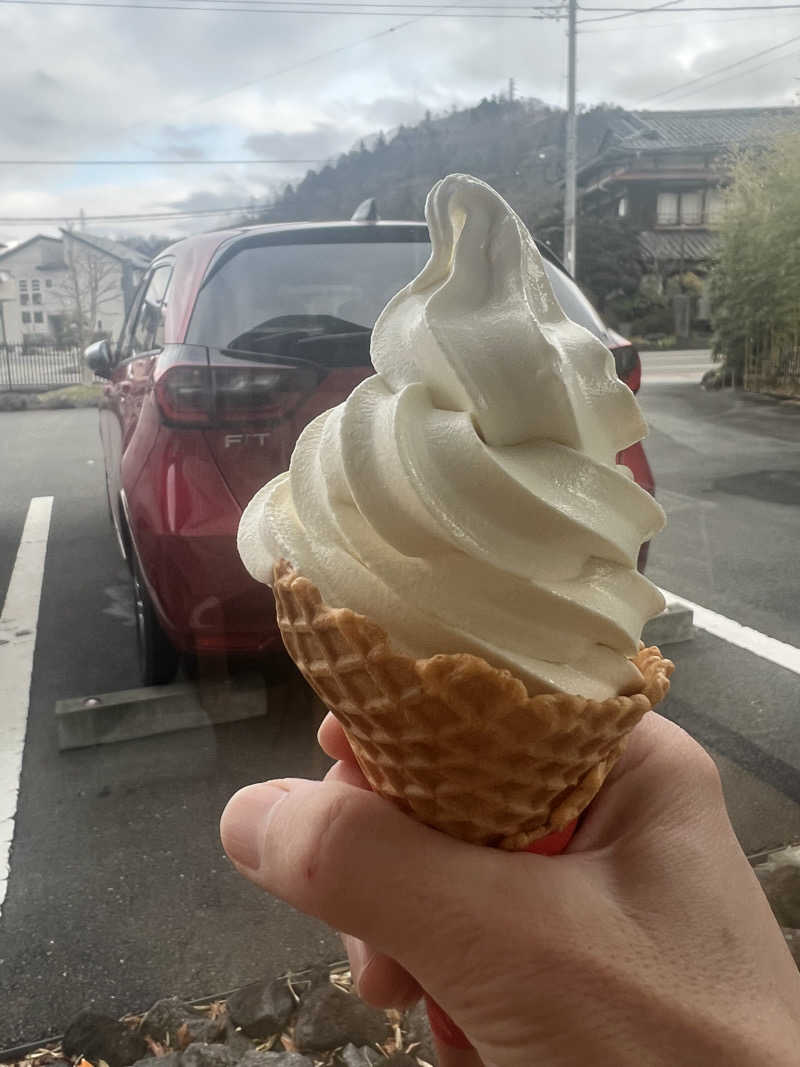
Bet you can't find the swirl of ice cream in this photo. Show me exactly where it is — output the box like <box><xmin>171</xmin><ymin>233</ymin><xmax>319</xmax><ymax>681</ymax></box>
<box><xmin>238</xmin><ymin>173</ymin><xmax>666</xmax><ymax>700</ymax></box>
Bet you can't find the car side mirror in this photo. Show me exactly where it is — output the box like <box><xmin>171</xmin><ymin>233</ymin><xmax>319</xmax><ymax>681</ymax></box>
<box><xmin>85</xmin><ymin>339</ymin><xmax>112</xmax><ymax>379</ymax></box>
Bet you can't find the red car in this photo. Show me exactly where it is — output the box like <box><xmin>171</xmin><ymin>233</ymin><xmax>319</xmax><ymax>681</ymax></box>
<box><xmin>87</xmin><ymin>212</ymin><xmax>655</xmax><ymax>685</ymax></box>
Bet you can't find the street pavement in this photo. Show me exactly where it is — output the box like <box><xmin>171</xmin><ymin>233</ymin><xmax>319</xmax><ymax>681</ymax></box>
<box><xmin>640</xmin><ymin>347</ymin><xmax>716</xmax><ymax>385</ymax></box>
<box><xmin>1</xmin><ymin>372</ymin><xmax>800</xmax><ymax>1046</ymax></box>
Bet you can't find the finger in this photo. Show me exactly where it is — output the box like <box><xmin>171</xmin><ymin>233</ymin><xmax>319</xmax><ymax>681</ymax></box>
<box><xmin>317</xmin><ymin>713</ymin><xmax>355</xmax><ymax>762</ymax></box>
<box><xmin>343</xmin><ymin>934</ymin><xmax>421</xmax><ymax>1009</ymax></box>
<box><xmin>219</xmin><ymin>777</ymin><xmax>522</xmax><ymax>979</ymax></box>
<box><xmin>324</xmin><ymin>759</ymin><xmax>370</xmax><ymax>790</ymax></box>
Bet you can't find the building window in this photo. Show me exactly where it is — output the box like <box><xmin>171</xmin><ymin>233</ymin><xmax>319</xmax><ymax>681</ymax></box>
<box><xmin>705</xmin><ymin>188</ymin><xmax>725</xmax><ymax>225</ymax></box>
<box><xmin>657</xmin><ymin>192</ymin><xmax>679</xmax><ymax>225</ymax></box>
<box><xmin>19</xmin><ymin>279</ymin><xmax>27</xmax><ymax>292</ymax></box>
<box><xmin>680</xmin><ymin>191</ymin><xmax>703</xmax><ymax>225</ymax></box>
<box><xmin>31</xmin><ymin>279</ymin><xmax>40</xmax><ymax>291</ymax></box>
<box><xmin>33</xmin><ymin>311</ymin><xmax>44</xmax><ymax>324</ymax></box>
<box><xmin>618</xmin><ymin>196</ymin><xmax>628</xmax><ymax>218</ymax></box>
<box><xmin>20</xmin><ymin>293</ymin><xmax>29</xmax><ymax>306</ymax></box>
<box><xmin>32</xmin><ymin>292</ymin><xmax>42</xmax><ymax>305</ymax></box>
<box><xmin>22</xmin><ymin>311</ymin><xmax>31</xmax><ymax>324</ymax></box>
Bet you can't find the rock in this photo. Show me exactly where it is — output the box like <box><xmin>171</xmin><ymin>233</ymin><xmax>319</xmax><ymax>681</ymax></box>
<box><xmin>132</xmin><ymin>1054</ymin><xmax>183</xmax><ymax>1067</ymax></box>
<box><xmin>336</xmin><ymin>1044</ymin><xmax>382</xmax><ymax>1066</ymax></box>
<box><xmin>402</xmin><ymin>1001</ymin><xmax>435</xmax><ymax>1064</ymax></box>
<box><xmin>226</xmin><ymin>978</ymin><xmax>295</xmax><ymax>1038</ymax></box>
<box><xmin>181</xmin><ymin>1043</ymin><xmax>237</xmax><ymax>1067</ymax></box>
<box><xmin>239</xmin><ymin>1055</ymin><xmax>314</xmax><ymax>1067</ymax></box>
<box><xmin>62</xmin><ymin>1009</ymin><xmax>149</xmax><ymax>1067</ymax></box>
<box><xmin>294</xmin><ymin>983</ymin><xmax>389</xmax><ymax>1052</ymax></box>
<box><xmin>0</xmin><ymin>393</ymin><xmax>29</xmax><ymax>412</ymax></box>
<box><xmin>383</xmin><ymin>1056</ymin><xmax>418</xmax><ymax>1066</ymax></box>
<box><xmin>758</xmin><ymin>864</ymin><xmax>800</xmax><ymax>928</ymax></box>
<box><xmin>222</xmin><ymin>1022</ymin><xmax>254</xmax><ymax>1057</ymax></box>
<box><xmin>139</xmin><ymin>998</ymin><xmax>226</xmax><ymax>1047</ymax></box>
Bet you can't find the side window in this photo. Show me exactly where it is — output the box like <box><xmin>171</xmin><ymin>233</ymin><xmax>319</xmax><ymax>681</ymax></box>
<box><xmin>116</xmin><ymin>276</ymin><xmax>149</xmax><ymax>363</ymax></box>
<box><xmin>131</xmin><ymin>264</ymin><xmax>172</xmax><ymax>355</ymax></box>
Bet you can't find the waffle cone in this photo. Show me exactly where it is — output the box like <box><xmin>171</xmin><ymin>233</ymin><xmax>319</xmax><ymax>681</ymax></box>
<box><xmin>272</xmin><ymin>559</ymin><xmax>674</xmax><ymax>849</ymax></box>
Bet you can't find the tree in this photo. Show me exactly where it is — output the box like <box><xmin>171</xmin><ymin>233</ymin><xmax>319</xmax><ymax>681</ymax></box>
<box><xmin>710</xmin><ymin>134</ymin><xmax>800</xmax><ymax>384</ymax></box>
<box><xmin>575</xmin><ymin>214</ymin><xmax>644</xmax><ymax>316</ymax></box>
<box><xmin>117</xmin><ymin>233</ymin><xmax>172</xmax><ymax>259</ymax></box>
<box><xmin>56</xmin><ymin>235</ymin><xmax>121</xmax><ymax>349</ymax></box>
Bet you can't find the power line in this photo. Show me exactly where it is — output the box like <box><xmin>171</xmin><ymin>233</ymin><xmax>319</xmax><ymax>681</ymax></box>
<box><xmin>0</xmin><ymin>158</ymin><xmax>326</xmax><ymax>165</ymax></box>
<box><xmin>581</xmin><ymin>9</ymin><xmax>800</xmax><ymax>30</ymax></box>
<box><xmin>0</xmin><ymin>0</ymin><xmax>568</xmax><ymax>14</ymax></box>
<box><xmin>645</xmin><ymin>43</ymin><xmax>800</xmax><ymax>101</ymax></box>
<box><xmin>122</xmin><ymin>0</ymin><xmax>566</xmax><ymax>6</ymax></box>
<box><xmin>115</xmin><ymin>16</ymin><xmax>422</xmax><ymax>140</ymax></box>
<box><xmin>640</xmin><ymin>28</ymin><xmax>800</xmax><ymax>102</ymax></box>
<box><xmin>577</xmin><ymin>0</ymin><xmax>682</xmax><ymax>24</ymax></box>
<box><xmin>579</xmin><ymin>3</ymin><xmax>800</xmax><ymax>19</ymax></box>
<box><xmin>0</xmin><ymin>204</ymin><xmax>268</xmax><ymax>223</ymax></box>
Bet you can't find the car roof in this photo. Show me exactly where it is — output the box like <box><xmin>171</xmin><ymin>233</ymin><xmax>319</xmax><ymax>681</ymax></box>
<box><xmin>155</xmin><ymin>218</ymin><xmax>566</xmax><ymax>343</ymax></box>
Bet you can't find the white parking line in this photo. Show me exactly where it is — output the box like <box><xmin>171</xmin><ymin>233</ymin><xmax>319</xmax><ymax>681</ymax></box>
<box><xmin>661</xmin><ymin>588</ymin><xmax>800</xmax><ymax>677</ymax></box>
<box><xmin>0</xmin><ymin>496</ymin><xmax>53</xmax><ymax>919</ymax></box>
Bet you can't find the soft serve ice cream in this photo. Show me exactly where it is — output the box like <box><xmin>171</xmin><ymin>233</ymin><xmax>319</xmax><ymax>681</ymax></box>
<box><xmin>238</xmin><ymin>173</ymin><xmax>666</xmax><ymax>701</ymax></box>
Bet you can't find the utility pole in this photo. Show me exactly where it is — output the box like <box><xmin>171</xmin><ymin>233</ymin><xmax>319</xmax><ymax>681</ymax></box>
<box><xmin>508</xmin><ymin>76</ymin><xmax>516</xmax><ymax>102</ymax></box>
<box><xmin>564</xmin><ymin>0</ymin><xmax>578</xmax><ymax>276</ymax></box>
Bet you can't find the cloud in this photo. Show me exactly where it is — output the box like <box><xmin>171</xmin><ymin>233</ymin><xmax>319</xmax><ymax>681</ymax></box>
<box><xmin>0</xmin><ymin>2</ymin><xmax>799</xmax><ymax>246</ymax></box>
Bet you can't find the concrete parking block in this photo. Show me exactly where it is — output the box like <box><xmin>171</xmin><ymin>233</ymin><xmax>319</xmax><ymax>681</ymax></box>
<box><xmin>55</xmin><ymin>672</ymin><xmax>268</xmax><ymax>750</ymax></box>
<box><xmin>643</xmin><ymin>601</ymin><xmax>694</xmax><ymax>647</ymax></box>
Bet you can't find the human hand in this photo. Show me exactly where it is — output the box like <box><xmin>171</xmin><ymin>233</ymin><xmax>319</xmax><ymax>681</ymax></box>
<box><xmin>220</xmin><ymin>711</ymin><xmax>800</xmax><ymax>1066</ymax></box>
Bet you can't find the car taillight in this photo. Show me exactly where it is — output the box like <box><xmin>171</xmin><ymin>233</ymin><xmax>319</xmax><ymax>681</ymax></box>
<box><xmin>612</xmin><ymin>344</ymin><xmax>641</xmax><ymax>394</ymax></box>
<box><xmin>155</xmin><ymin>363</ymin><xmax>317</xmax><ymax>427</ymax></box>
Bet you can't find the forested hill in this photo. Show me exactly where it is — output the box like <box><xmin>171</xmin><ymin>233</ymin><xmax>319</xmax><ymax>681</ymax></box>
<box><xmin>249</xmin><ymin>98</ymin><xmax>623</xmax><ymax>232</ymax></box>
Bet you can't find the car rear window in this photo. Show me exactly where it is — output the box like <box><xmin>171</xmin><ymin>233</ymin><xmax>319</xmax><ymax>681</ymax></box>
<box><xmin>186</xmin><ymin>237</ymin><xmax>608</xmax><ymax>363</ymax></box>
<box><xmin>186</xmin><ymin>240</ymin><xmax>432</xmax><ymax>362</ymax></box>
<box><xmin>542</xmin><ymin>260</ymin><xmax>608</xmax><ymax>343</ymax></box>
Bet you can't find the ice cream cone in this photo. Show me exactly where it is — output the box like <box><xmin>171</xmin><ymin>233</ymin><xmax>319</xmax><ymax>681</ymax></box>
<box><xmin>272</xmin><ymin>558</ymin><xmax>674</xmax><ymax>849</ymax></box>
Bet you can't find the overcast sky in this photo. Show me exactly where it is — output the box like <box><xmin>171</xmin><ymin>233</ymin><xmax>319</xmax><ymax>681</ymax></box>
<box><xmin>1</xmin><ymin>0</ymin><xmax>800</xmax><ymax>246</ymax></box>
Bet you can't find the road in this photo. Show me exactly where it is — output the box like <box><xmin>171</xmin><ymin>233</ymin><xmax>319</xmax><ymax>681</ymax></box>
<box><xmin>2</xmin><ymin>362</ymin><xmax>800</xmax><ymax>1045</ymax></box>
<box><xmin>640</xmin><ymin>347</ymin><xmax>715</xmax><ymax>385</ymax></box>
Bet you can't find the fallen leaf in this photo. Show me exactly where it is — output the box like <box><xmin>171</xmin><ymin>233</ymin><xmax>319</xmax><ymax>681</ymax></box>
<box><xmin>175</xmin><ymin>1024</ymin><xmax>192</xmax><ymax>1051</ymax></box>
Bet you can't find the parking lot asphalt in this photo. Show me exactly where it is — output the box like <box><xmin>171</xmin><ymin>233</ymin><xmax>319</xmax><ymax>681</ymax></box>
<box><xmin>0</xmin><ymin>410</ymin><xmax>339</xmax><ymax>1048</ymax></box>
<box><xmin>1</xmin><ymin>373</ymin><xmax>800</xmax><ymax>1045</ymax></box>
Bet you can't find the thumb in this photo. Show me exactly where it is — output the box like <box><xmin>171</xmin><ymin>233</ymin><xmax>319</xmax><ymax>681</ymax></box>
<box><xmin>220</xmin><ymin>777</ymin><xmax>530</xmax><ymax>982</ymax></box>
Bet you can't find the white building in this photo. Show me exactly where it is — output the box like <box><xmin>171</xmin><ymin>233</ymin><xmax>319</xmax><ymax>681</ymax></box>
<box><xmin>0</xmin><ymin>231</ymin><xmax>149</xmax><ymax>347</ymax></box>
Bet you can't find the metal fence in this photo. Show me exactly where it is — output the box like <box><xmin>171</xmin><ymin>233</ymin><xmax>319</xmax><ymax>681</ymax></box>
<box><xmin>0</xmin><ymin>344</ymin><xmax>102</xmax><ymax>391</ymax></box>
<box><xmin>744</xmin><ymin>334</ymin><xmax>800</xmax><ymax>399</ymax></box>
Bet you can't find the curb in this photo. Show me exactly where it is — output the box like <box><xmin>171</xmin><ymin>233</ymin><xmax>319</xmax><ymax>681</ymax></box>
<box><xmin>55</xmin><ymin>671</ymin><xmax>268</xmax><ymax>750</ymax></box>
<box><xmin>642</xmin><ymin>601</ymin><xmax>694</xmax><ymax>648</ymax></box>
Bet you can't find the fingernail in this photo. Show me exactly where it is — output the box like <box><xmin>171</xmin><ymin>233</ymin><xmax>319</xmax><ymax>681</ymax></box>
<box><xmin>220</xmin><ymin>782</ymin><xmax>290</xmax><ymax>871</ymax></box>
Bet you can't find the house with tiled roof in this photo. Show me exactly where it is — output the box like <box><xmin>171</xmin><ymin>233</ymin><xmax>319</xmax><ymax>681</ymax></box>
<box><xmin>577</xmin><ymin>107</ymin><xmax>800</xmax><ymax>318</ymax></box>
